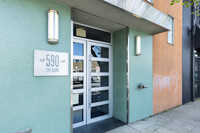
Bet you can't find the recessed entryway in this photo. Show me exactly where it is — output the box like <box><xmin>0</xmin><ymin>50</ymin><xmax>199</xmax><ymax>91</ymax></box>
<box><xmin>72</xmin><ymin>23</ymin><xmax>113</xmax><ymax>128</ymax></box>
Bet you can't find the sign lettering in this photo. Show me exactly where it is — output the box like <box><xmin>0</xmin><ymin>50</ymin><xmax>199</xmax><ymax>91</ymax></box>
<box><xmin>34</xmin><ymin>50</ymin><xmax>68</xmax><ymax>76</ymax></box>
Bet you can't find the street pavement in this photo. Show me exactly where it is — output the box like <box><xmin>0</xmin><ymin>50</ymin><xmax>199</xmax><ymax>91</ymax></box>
<box><xmin>106</xmin><ymin>101</ymin><xmax>200</xmax><ymax>133</ymax></box>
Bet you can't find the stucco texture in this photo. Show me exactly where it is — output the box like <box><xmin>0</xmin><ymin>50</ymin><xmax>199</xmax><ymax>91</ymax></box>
<box><xmin>0</xmin><ymin>0</ymin><xmax>71</xmax><ymax>133</ymax></box>
<box><xmin>153</xmin><ymin>0</ymin><xmax>182</xmax><ymax>114</ymax></box>
<box><xmin>129</xmin><ymin>28</ymin><xmax>153</xmax><ymax>123</ymax></box>
<box><xmin>113</xmin><ymin>28</ymin><xmax>127</xmax><ymax>123</ymax></box>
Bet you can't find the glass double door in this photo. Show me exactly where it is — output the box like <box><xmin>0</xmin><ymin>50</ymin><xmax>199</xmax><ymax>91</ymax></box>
<box><xmin>73</xmin><ymin>37</ymin><xmax>112</xmax><ymax>128</ymax></box>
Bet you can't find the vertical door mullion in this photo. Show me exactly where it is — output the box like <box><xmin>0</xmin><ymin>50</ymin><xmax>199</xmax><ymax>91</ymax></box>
<box><xmin>87</xmin><ymin>41</ymin><xmax>91</xmax><ymax>124</ymax></box>
<box><xmin>83</xmin><ymin>39</ymin><xmax>87</xmax><ymax>126</ymax></box>
<box><xmin>109</xmin><ymin>45</ymin><xmax>113</xmax><ymax>117</ymax></box>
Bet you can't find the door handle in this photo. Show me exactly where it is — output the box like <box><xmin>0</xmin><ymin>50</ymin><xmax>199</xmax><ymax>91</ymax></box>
<box><xmin>88</xmin><ymin>103</ymin><xmax>91</xmax><ymax>110</ymax></box>
<box><xmin>88</xmin><ymin>88</ymin><xmax>91</xmax><ymax>110</ymax></box>
<box><xmin>89</xmin><ymin>54</ymin><xmax>92</xmax><ymax>61</ymax></box>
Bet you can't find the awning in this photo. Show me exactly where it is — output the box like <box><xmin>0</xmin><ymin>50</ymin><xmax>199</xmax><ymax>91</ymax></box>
<box><xmin>56</xmin><ymin>0</ymin><xmax>171</xmax><ymax>34</ymax></box>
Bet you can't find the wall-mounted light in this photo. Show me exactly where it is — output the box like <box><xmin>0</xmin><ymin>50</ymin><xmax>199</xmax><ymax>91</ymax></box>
<box><xmin>132</xmin><ymin>13</ymin><xmax>141</xmax><ymax>19</ymax></box>
<box><xmin>48</xmin><ymin>9</ymin><xmax>59</xmax><ymax>44</ymax></box>
<box><xmin>135</xmin><ymin>36</ymin><xmax>141</xmax><ymax>56</ymax></box>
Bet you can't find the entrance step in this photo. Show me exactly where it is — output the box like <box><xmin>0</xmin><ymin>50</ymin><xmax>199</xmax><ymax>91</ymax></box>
<box><xmin>73</xmin><ymin>118</ymin><xmax>126</xmax><ymax>133</ymax></box>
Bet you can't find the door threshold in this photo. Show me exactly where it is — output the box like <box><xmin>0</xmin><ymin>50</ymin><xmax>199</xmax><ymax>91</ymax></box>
<box><xmin>73</xmin><ymin>118</ymin><xmax>126</xmax><ymax>133</ymax></box>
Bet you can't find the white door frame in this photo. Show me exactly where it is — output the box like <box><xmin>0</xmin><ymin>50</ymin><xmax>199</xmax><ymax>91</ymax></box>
<box><xmin>86</xmin><ymin>40</ymin><xmax>113</xmax><ymax>124</ymax></box>
<box><xmin>73</xmin><ymin>38</ymin><xmax>87</xmax><ymax>128</ymax></box>
<box><xmin>72</xmin><ymin>28</ymin><xmax>113</xmax><ymax>128</ymax></box>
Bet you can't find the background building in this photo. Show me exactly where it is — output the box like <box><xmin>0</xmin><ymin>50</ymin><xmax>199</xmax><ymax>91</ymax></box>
<box><xmin>182</xmin><ymin>0</ymin><xmax>200</xmax><ymax>103</ymax></box>
<box><xmin>182</xmin><ymin>0</ymin><xmax>194</xmax><ymax>104</ymax></box>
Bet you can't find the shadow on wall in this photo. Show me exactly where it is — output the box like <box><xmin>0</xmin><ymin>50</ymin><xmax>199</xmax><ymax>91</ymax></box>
<box><xmin>153</xmin><ymin>70</ymin><xmax>181</xmax><ymax>114</ymax></box>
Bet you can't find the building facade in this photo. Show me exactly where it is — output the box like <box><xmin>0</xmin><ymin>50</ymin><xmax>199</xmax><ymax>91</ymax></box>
<box><xmin>182</xmin><ymin>0</ymin><xmax>200</xmax><ymax>103</ymax></box>
<box><xmin>182</xmin><ymin>0</ymin><xmax>193</xmax><ymax>104</ymax></box>
<box><xmin>153</xmin><ymin>0</ymin><xmax>182</xmax><ymax>114</ymax></box>
<box><xmin>0</xmin><ymin>0</ymin><xmax>183</xmax><ymax>133</ymax></box>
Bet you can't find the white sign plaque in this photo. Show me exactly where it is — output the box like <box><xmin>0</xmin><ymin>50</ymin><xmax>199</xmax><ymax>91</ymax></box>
<box><xmin>34</xmin><ymin>50</ymin><xmax>68</xmax><ymax>76</ymax></box>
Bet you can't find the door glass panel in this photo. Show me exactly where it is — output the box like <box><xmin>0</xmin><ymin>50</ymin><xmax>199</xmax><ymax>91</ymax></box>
<box><xmin>73</xmin><ymin>59</ymin><xmax>84</xmax><ymax>73</ymax></box>
<box><xmin>73</xmin><ymin>109</ymin><xmax>83</xmax><ymax>124</ymax></box>
<box><xmin>91</xmin><ymin>61</ymin><xmax>109</xmax><ymax>73</ymax></box>
<box><xmin>91</xmin><ymin>76</ymin><xmax>109</xmax><ymax>88</ymax></box>
<box><xmin>91</xmin><ymin>46</ymin><xmax>109</xmax><ymax>58</ymax></box>
<box><xmin>91</xmin><ymin>104</ymin><xmax>109</xmax><ymax>118</ymax></box>
<box><xmin>73</xmin><ymin>42</ymin><xmax>84</xmax><ymax>56</ymax></box>
<box><xmin>92</xmin><ymin>90</ymin><xmax>109</xmax><ymax>103</ymax></box>
<box><xmin>73</xmin><ymin>38</ymin><xmax>112</xmax><ymax>126</ymax></box>
<box><xmin>73</xmin><ymin>93</ymin><xmax>83</xmax><ymax>107</ymax></box>
<box><xmin>73</xmin><ymin>76</ymin><xmax>84</xmax><ymax>90</ymax></box>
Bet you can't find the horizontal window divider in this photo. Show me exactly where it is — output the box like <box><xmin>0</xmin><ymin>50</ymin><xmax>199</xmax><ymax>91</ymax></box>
<box><xmin>91</xmin><ymin>60</ymin><xmax>109</xmax><ymax>63</ymax></box>
<box><xmin>89</xmin><ymin>41</ymin><xmax>111</xmax><ymax>47</ymax></box>
<box><xmin>91</xmin><ymin>57</ymin><xmax>110</xmax><ymax>62</ymax></box>
<box><xmin>73</xmin><ymin>37</ymin><xmax>87</xmax><ymax>43</ymax></box>
<box><xmin>91</xmin><ymin>73</ymin><xmax>109</xmax><ymax>76</ymax></box>
<box><xmin>74</xmin><ymin>36</ymin><xmax>111</xmax><ymax>45</ymax></box>
<box><xmin>73</xmin><ymin>73</ymin><xmax>85</xmax><ymax>76</ymax></box>
<box><xmin>73</xmin><ymin>89</ymin><xmax>85</xmax><ymax>93</ymax></box>
<box><xmin>91</xmin><ymin>87</ymin><xmax>109</xmax><ymax>92</ymax></box>
<box><xmin>73</xmin><ymin>56</ymin><xmax>85</xmax><ymax>60</ymax></box>
<box><xmin>73</xmin><ymin>105</ymin><xmax>84</xmax><ymax>111</ymax></box>
<box><xmin>91</xmin><ymin>101</ymin><xmax>109</xmax><ymax>107</ymax></box>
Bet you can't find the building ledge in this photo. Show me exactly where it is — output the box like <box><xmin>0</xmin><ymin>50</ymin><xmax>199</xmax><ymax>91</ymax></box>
<box><xmin>56</xmin><ymin>0</ymin><xmax>171</xmax><ymax>34</ymax></box>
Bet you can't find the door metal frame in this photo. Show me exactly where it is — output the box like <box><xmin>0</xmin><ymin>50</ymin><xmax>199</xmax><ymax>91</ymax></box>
<box><xmin>72</xmin><ymin>38</ymin><xmax>87</xmax><ymax>128</ymax></box>
<box><xmin>86</xmin><ymin>40</ymin><xmax>113</xmax><ymax>124</ymax></box>
<box><xmin>71</xmin><ymin>22</ymin><xmax>113</xmax><ymax>129</ymax></box>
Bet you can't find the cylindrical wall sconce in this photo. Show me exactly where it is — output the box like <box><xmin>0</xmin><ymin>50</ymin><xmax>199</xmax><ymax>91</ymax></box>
<box><xmin>48</xmin><ymin>9</ymin><xmax>59</xmax><ymax>44</ymax></box>
<box><xmin>135</xmin><ymin>36</ymin><xmax>141</xmax><ymax>55</ymax></box>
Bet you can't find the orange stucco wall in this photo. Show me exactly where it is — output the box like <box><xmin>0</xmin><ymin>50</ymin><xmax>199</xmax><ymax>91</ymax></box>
<box><xmin>153</xmin><ymin>0</ymin><xmax>182</xmax><ymax>114</ymax></box>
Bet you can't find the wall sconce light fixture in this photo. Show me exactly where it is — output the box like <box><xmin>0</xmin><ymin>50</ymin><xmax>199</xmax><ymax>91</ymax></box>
<box><xmin>135</xmin><ymin>36</ymin><xmax>141</xmax><ymax>55</ymax></box>
<box><xmin>48</xmin><ymin>9</ymin><xmax>59</xmax><ymax>44</ymax></box>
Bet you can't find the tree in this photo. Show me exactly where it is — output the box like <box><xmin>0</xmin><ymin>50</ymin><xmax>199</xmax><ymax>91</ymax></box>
<box><xmin>170</xmin><ymin>0</ymin><xmax>199</xmax><ymax>7</ymax></box>
<box><xmin>170</xmin><ymin>0</ymin><xmax>200</xmax><ymax>16</ymax></box>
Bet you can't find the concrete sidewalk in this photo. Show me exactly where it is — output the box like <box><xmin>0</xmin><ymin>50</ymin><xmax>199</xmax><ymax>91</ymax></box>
<box><xmin>107</xmin><ymin>101</ymin><xmax>200</xmax><ymax>133</ymax></box>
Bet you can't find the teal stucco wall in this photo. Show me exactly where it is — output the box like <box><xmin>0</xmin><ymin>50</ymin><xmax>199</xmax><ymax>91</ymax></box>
<box><xmin>0</xmin><ymin>0</ymin><xmax>71</xmax><ymax>133</ymax></box>
<box><xmin>128</xmin><ymin>28</ymin><xmax>153</xmax><ymax>123</ymax></box>
<box><xmin>113</xmin><ymin>28</ymin><xmax>127</xmax><ymax>123</ymax></box>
